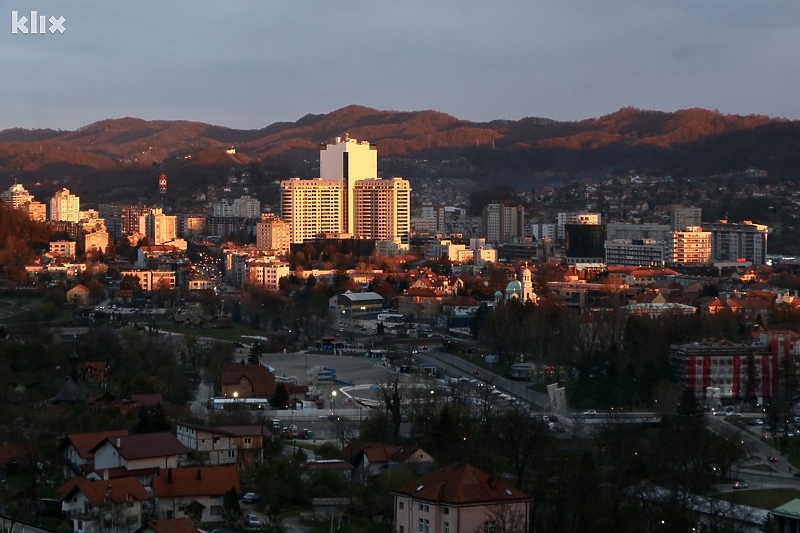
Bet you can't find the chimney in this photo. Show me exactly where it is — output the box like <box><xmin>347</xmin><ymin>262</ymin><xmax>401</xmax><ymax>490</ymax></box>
<box><xmin>116</xmin><ymin>438</ymin><xmax>121</xmax><ymax>448</ymax></box>
<box><xmin>196</xmin><ymin>468</ymin><xmax>201</xmax><ymax>480</ymax></box>
<box><xmin>167</xmin><ymin>468</ymin><xmax>172</xmax><ymax>483</ymax></box>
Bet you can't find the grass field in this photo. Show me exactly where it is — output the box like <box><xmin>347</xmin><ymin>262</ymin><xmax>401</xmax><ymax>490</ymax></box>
<box><xmin>716</xmin><ymin>488</ymin><xmax>800</xmax><ymax>509</ymax></box>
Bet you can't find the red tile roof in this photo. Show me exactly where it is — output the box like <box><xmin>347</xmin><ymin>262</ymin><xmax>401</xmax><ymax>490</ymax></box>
<box><xmin>64</xmin><ymin>430</ymin><xmax>130</xmax><ymax>460</ymax></box>
<box><xmin>221</xmin><ymin>364</ymin><xmax>276</xmax><ymax>396</ymax></box>
<box><xmin>0</xmin><ymin>444</ymin><xmax>26</xmax><ymax>465</ymax></box>
<box><xmin>59</xmin><ymin>477</ymin><xmax>149</xmax><ymax>506</ymax></box>
<box><xmin>152</xmin><ymin>466</ymin><xmax>240</xmax><ymax>498</ymax></box>
<box><xmin>93</xmin><ymin>432</ymin><xmax>189</xmax><ymax>460</ymax></box>
<box><xmin>394</xmin><ymin>463</ymin><xmax>528</xmax><ymax>505</ymax></box>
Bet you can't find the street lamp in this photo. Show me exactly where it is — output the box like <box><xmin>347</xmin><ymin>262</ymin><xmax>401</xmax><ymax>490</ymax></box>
<box><xmin>331</xmin><ymin>389</ymin><xmax>337</xmax><ymax>416</ymax></box>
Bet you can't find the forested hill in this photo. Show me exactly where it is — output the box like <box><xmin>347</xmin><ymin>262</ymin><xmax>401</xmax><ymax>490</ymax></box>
<box><xmin>1</xmin><ymin>105</ymin><xmax>799</xmax><ymax>196</ymax></box>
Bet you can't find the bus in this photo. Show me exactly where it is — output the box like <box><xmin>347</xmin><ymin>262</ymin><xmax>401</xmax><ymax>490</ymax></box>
<box><xmin>377</xmin><ymin>313</ymin><xmax>405</xmax><ymax>323</ymax></box>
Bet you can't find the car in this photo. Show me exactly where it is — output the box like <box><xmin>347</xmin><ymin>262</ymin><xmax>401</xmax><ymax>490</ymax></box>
<box><xmin>769</xmin><ymin>456</ymin><xmax>779</xmax><ymax>463</ymax></box>
<box><xmin>582</xmin><ymin>410</ymin><xmax>597</xmax><ymax>416</ymax></box>
<box><xmin>422</xmin><ymin>345</ymin><xmax>429</xmax><ymax>350</ymax></box>
<box><xmin>245</xmin><ymin>514</ymin><xmax>264</xmax><ymax>528</ymax></box>
<box><xmin>728</xmin><ymin>412</ymin><xmax>741</xmax><ymax>417</ymax></box>
<box><xmin>472</xmin><ymin>370</ymin><xmax>480</xmax><ymax>375</ymax></box>
<box><xmin>240</xmin><ymin>492</ymin><xmax>262</xmax><ymax>504</ymax></box>
<box><xmin>732</xmin><ymin>481</ymin><xmax>749</xmax><ymax>489</ymax></box>
<box><xmin>755</xmin><ymin>418</ymin><xmax>764</xmax><ymax>425</ymax></box>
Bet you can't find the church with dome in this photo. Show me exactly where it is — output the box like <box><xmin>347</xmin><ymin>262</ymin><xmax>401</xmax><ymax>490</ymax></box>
<box><xmin>495</xmin><ymin>266</ymin><xmax>537</xmax><ymax>303</ymax></box>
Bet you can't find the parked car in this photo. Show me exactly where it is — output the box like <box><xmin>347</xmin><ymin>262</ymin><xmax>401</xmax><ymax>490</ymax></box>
<box><xmin>241</xmin><ymin>492</ymin><xmax>262</xmax><ymax>504</ymax></box>
<box><xmin>755</xmin><ymin>419</ymin><xmax>764</xmax><ymax>425</ymax></box>
<box><xmin>732</xmin><ymin>481</ymin><xmax>749</xmax><ymax>489</ymax></box>
<box><xmin>582</xmin><ymin>410</ymin><xmax>597</xmax><ymax>416</ymax></box>
<box><xmin>769</xmin><ymin>456</ymin><xmax>779</xmax><ymax>463</ymax></box>
<box><xmin>246</xmin><ymin>514</ymin><xmax>264</xmax><ymax>528</ymax></box>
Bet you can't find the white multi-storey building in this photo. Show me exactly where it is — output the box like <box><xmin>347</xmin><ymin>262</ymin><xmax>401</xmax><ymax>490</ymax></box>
<box><xmin>669</xmin><ymin>226</ymin><xmax>712</xmax><ymax>265</ymax></box>
<box><xmin>705</xmin><ymin>220</ymin><xmax>769</xmax><ymax>265</ymax></box>
<box><xmin>672</xmin><ymin>206</ymin><xmax>702</xmax><ymax>231</ymax></box>
<box><xmin>280</xmin><ymin>178</ymin><xmax>342</xmax><ymax>244</ymax></box>
<box><xmin>353</xmin><ymin>177</ymin><xmax>411</xmax><ymax>244</ymax></box>
<box><xmin>557</xmin><ymin>212</ymin><xmax>601</xmax><ymax>240</ymax></box>
<box><xmin>1</xmin><ymin>182</ymin><xmax>34</xmax><ymax>209</ymax></box>
<box><xmin>319</xmin><ymin>134</ymin><xmax>377</xmax><ymax>234</ymax></box>
<box><xmin>50</xmin><ymin>188</ymin><xmax>80</xmax><ymax>222</ymax></box>
<box><xmin>213</xmin><ymin>195</ymin><xmax>261</xmax><ymax>218</ymax></box>
<box><xmin>256</xmin><ymin>214</ymin><xmax>291</xmax><ymax>254</ymax></box>
<box><xmin>483</xmin><ymin>203</ymin><xmax>525</xmax><ymax>244</ymax></box>
<box><xmin>605</xmin><ymin>239</ymin><xmax>666</xmax><ymax>267</ymax></box>
<box><xmin>245</xmin><ymin>259</ymin><xmax>290</xmax><ymax>291</ymax></box>
<box><xmin>141</xmin><ymin>209</ymin><xmax>177</xmax><ymax>245</ymax></box>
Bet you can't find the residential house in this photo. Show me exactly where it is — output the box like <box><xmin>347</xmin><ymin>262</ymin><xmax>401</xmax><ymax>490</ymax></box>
<box><xmin>59</xmin><ymin>476</ymin><xmax>150</xmax><ymax>533</ymax></box>
<box><xmin>92</xmin><ymin>433</ymin><xmax>189</xmax><ymax>475</ymax></box>
<box><xmin>80</xmin><ymin>362</ymin><xmax>109</xmax><ymax>384</ymax></box>
<box><xmin>61</xmin><ymin>430</ymin><xmax>130</xmax><ymax>478</ymax></box>
<box><xmin>220</xmin><ymin>363</ymin><xmax>308</xmax><ymax>401</ymax></box>
<box><xmin>341</xmin><ymin>442</ymin><xmax>434</xmax><ymax>479</ymax></box>
<box><xmin>176</xmin><ymin>423</ymin><xmax>268</xmax><ymax>468</ymax></box>
<box><xmin>393</xmin><ymin>463</ymin><xmax>530</xmax><ymax>533</ymax></box>
<box><xmin>151</xmin><ymin>466</ymin><xmax>241</xmax><ymax>524</ymax></box>
<box><xmin>67</xmin><ymin>284</ymin><xmax>91</xmax><ymax>305</ymax></box>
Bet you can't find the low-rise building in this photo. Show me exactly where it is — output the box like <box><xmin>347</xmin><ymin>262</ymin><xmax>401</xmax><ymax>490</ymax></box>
<box><xmin>176</xmin><ymin>423</ymin><xmax>268</xmax><ymax>468</ymax></box>
<box><xmin>152</xmin><ymin>466</ymin><xmax>241</xmax><ymax>524</ymax></box>
<box><xmin>393</xmin><ymin>463</ymin><xmax>529</xmax><ymax>533</ymax></box>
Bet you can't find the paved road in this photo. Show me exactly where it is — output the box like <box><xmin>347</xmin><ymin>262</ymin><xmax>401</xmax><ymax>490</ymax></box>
<box><xmin>282</xmin><ymin>516</ymin><xmax>310</xmax><ymax>533</ymax></box>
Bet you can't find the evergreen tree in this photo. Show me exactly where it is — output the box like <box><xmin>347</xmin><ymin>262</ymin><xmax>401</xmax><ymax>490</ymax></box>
<box><xmin>270</xmin><ymin>383</ymin><xmax>289</xmax><ymax>410</ymax></box>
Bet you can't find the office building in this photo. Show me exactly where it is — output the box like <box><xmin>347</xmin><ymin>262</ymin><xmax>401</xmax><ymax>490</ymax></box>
<box><xmin>50</xmin><ymin>188</ymin><xmax>80</xmax><ymax>222</ymax></box>
<box><xmin>606</xmin><ymin>222</ymin><xmax>671</xmax><ymax>242</ymax></box>
<box><xmin>605</xmin><ymin>239</ymin><xmax>666</xmax><ymax>267</ymax></box>
<box><xmin>565</xmin><ymin>224</ymin><xmax>606</xmax><ymax>262</ymax></box>
<box><xmin>319</xmin><ymin>134</ymin><xmax>377</xmax><ymax>234</ymax></box>
<box><xmin>353</xmin><ymin>177</ymin><xmax>411</xmax><ymax>244</ymax></box>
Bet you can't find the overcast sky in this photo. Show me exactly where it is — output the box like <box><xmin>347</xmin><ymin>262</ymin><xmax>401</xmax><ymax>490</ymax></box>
<box><xmin>2</xmin><ymin>1</ymin><xmax>800</xmax><ymax>130</ymax></box>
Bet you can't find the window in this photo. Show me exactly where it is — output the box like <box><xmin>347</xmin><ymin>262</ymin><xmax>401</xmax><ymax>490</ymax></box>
<box><xmin>228</xmin><ymin>450</ymin><xmax>236</xmax><ymax>458</ymax></box>
<box><xmin>419</xmin><ymin>518</ymin><xmax>424</xmax><ymax>533</ymax></box>
<box><xmin>444</xmin><ymin>522</ymin><xmax>450</xmax><ymax>533</ymax></box>
<box><xmin>244</xmin><ymin>437</ymin><xmax>252</xmax><ymax>444</ymax></box>
<box><xmin>399</xmin><ymin>501</ymin><xmax>404</xmax><ymax>510</ymax></box>
<box><xmin>443</xmin><ymin>507</ymin><xmax>449</xmax><ymax>515</ymax></box>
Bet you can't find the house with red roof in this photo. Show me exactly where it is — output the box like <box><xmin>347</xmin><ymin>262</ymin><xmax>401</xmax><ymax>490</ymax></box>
<box><xmin>393</xmin><ymin>463</ymin><xmax>529</xmax><ymax>533</ymax></box>
<box><xmin>397</xmin><ymin>287</ymin><xmax>449</xmax><ymax>322</ymax></box>
<box><xmin>176</xmin><ymin>422</ymin><xmax>269</xmax><ymax>468</ymax></box>
<box><xmin>79</xmin><ymin>362</ymin><xmax>108</xmax><ymax>383</ymax></box>
<box><xmin>220</xmin><ymin>363</ymin><xmax>308</xmax><ymax>400</ymax></box>
<box><xmin>151</xmin><ymin>466</ymin><xmax>240</xmax><ymax>524</ymax></box>
<box><xmin>92</xmin><ymin>432</ymin><xmax>189</xmax><ymax>473</ymax></box>
<box><xmin>59</xmin><ymin>476</ymin><xmax>150</xmax><ymax>533</ymax></box>
<box><xmin>341</xmin><ymin>441</ymin><xmax>434</xmax><ymax>479</ymax></box>
<box><xmin>61</xmin><ymin>430</ymin><xmax>130</xmax><ymax>478</ymax></box>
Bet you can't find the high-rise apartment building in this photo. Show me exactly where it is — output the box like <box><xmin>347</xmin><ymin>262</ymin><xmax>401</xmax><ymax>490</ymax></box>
<box><xmin>319</xmin><ymin>134</ymin><xmax>377</xmax><ymax>234</ymax></box>
<box><xmin>280</xmin><ymin>178</ymin><xmax>342</xmax><ymax>244</ymax></box>
<box><xmin>705</xmin><ymin>220</ymin><xmax>769</xmax><ymax>265</ymax></box>
<box><xmin>353</xmin><ymin>177</ymin><xmax>411</xmax><ymax>244</ymax></box>
<box><xmin>672</xmin><ymin>206</ymin><xmax>702</xmax><ymax>231</ymax></box>
<box><xmin>669</xmin><ymin>226</ymin><xmax>712</xmax><ymax>265</ymax></box>
<box><xmin>256</xmin><ymin>214</ymin><xmax>291</xmax><ymax>254</ymax></box>
<box><xmin>122</xmin><ymin>205</ymin><xmax>152</xmax><ymax>236</ymax></box>
<box><xmin>142</xmin><ymin>209</ymin><xmax>178</xmax><ymax>245</ymax></box>
<box><xmin>1</xmin><ymin>183</ymin><xmax>34</xmax><ymax>209</ymax></box>
<box><xmin>483</xmin><ymin>203</ymin><xmax>525</xmax><ymax>244</ymax></box>
<box><xmin>24</xmin><ymin>201</ymin><xmax>47</xmax><ymax>222</ymax></box>
<box><xmin>213</xmin><ymin>196</ymin><xmax>261</xmax><ymax>218</ymax></box>
<box><xmin>50</xmin><ymin>188</ymin><xmax>80</xmax><ymax>222</ymax></box>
